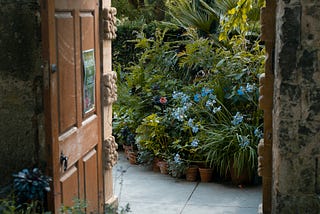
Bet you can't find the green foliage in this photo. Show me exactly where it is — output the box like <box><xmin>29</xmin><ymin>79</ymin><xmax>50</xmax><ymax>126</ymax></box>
<box><xmin>177</xmin><ymin>37</ymin><xmax>216</xmax><ymax>81</ymax></box>
<box><xmin>60</xmin><ymin>199</ymin><xmax>132</xmax><ymax>214</ymax></box>
<box><xmin>60</xmin><ymin>198</ymin><xmax>87</xmax><ymax>214</ymax></box>
<box><xmin>112</xmin><ymin>0</ymin><xmax>137</xmax><ymax>21</ymax></box>
<box><xmin>105</xmin><ymin>203</ymin><xmax>131</xmax><ymax>214</ymax></box>
<box><xmin>0</xmin><ymin>198</ymin><xmax>50</xmax><ymax>214</ymax></box>
<box><xmin>166</xmin><ymin>0</ymin><xmax>219</xmax><ymax>36</ymax></box>
<box><xmin>136</xmin><ymin>114</ymin><xmax>170</xmax><ymax>158</ymax></box>
<box><xmin>200</xmin><ymin>121</ymin><xmax>260</xmax><ymax>177</ymax></box>
<box><xmin>113</xmin><ymin>0</ymin><xmax>167</xmax><ymax>22</ymax></box>
<box><xmin>113</xmin><ymin>0</ymin><xmax>265</xmax><ymax>184</ymax></box>
<box><xmin>167</xmin><ymin>158</ymin><xmax>188</xmax><ymax>178</ymax></box>
<box><xmin>13</xmin><ymin>168</ymin><xmax>51</xmax><ymax>204</ymax></box>
<box><xmin>0</xmin><ymin>168</ymin><xmax>51</xmax><ymax>214</ymax></box>
<box><xmin>219</xmin><ymin>0</ymin><xmax>264</xmax><ymax>41</ymax></box>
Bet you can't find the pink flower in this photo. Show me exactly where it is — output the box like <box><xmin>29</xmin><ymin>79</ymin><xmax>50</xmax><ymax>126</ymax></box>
<box><xmin>159</xmin><ymin>97</ymin><xmax>167</xmax><ymax>104</ymax></box>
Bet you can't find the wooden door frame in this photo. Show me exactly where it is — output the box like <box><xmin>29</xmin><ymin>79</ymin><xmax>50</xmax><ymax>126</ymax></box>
<box><xmin>258</xmin><ymin>0</ymin><xmax>276</xmax><ymax>213</ymax></box>
<box><xmin>40</xmin><ymin>0</ymin><xmax>56</xmax><ymax>211</ymax></box>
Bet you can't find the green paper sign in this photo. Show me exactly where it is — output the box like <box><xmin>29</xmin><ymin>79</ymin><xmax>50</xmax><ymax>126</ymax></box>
<box><xmin>82</xmin><ymin>49</ymin><xmax>96</xmax><ymax>113</ymax></box>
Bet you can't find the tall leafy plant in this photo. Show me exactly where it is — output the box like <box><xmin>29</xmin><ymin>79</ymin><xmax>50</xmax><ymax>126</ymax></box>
<box><xmin>218</xmin><ymin>0</ymin><xmax>264</xmax><ymax>41</ymax></box>
<box><xmin>166</xmin><ymin>0</ymin><xmax>219</xmax><ymax>36</ymax></box>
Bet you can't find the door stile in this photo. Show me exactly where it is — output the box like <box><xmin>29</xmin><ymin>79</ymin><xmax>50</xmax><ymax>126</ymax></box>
<box><xmin>40</xmin><ymin>0</ymin><xmax>54</xmax><ymax>211</ymax></box>
<box><xmin>40</xmin><ymin>0</ymin><xmax>62</xmax><ymax>212</ymax></box>
<box><xmin>93</xmin><ymin>6</ymin><xmax>104</xmax><ymax>210</ymax></box>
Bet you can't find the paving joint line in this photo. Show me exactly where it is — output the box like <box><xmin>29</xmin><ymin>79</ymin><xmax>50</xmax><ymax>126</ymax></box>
<box><xmin>179</xmin><ymin>181</ymin><xmax>200</xmax><ymax>214</ymax></box>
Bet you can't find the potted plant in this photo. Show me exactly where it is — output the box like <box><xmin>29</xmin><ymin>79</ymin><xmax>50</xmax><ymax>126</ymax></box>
<box><xmin>185</xmin><ymin>165</ymin><xmax>199</xmax><ymax>182</ymax></box>
<box><xmin>167</xmin><ymin>154</ymin><xmax>188</xmax><ymax>178</ymax></box>
<box><xmin>198</xmin><ymin>166</ymin><xmax>214</xmax><ymax>182</ymax></box>
<box><xmin>200</xmin><ymin>119</ymin><xmax>261</xmax><ymax>184</ymax></box>
<box><xmin>157</xmin><ymin>160</ymin><xmax>169</xmax><ymax>174</ymax></box>
<box><xmin>136</xmin><ymin>113</ymin><xmax>171</xmax><ymax>161</ymax></box>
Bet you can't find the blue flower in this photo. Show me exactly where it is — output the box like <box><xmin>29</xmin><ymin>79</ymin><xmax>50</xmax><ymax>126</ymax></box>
<box><xmin>206</xmin><ymin>99</ymin><xmax>216</xmax><ymax>108</ymax></box>
<box><xmin>192</xmin><ymin>126</ymin><xmax>199</xmax><ymax>133</ymax></box>
<box><xmin>246</xmin><ymin>83</ymin><xmax>254</xmax><ymax>93</ymax></box>
<box><xmin>172</xmin><ymin>91</ymin><xmax>190</xmax><ymax>104</ymax></box>
<box><xmin>174</xmin><ymin>153</ymin><xmax>181</xmax><ymax>163</ymax></box>
<box><xmin>172</xmin><ymin>91</ymin><xmax>182</xmax><ymax>99</ymax></box>
<box><xmin>191</xmin><ymin>139</ymin><xmax>199</xmax><ymax>147</ymax></box>
<box><xmin>183</xmin><ymin>103</ymin><xmax>192</xmax><ymax>111</ymax></box>
<box><xmin>212</xmin><ymin>106</ymin><xmax>221</xmax><ymax>113</ymax></box>
<box><xmin>172</xmin><ymin>107</ymin><xmax>186</xmax><ymax>122</ymax></box>
<box><xmin>194</xmin><ymin>94</ymin><xmax>201</xmax><ymax>102</ymax></box>
<box><xmin>187</xmin><ymin>118</ymin><xmax>199</xmax><ymax>133</ymax></box>
<box><xmin>237</xmin><ymin>86</ymin><xmax>245</xmax><ymax>96</ymax></box>
<box><xmin>201</xmin><ymin>87</ymin><xmax>214</xmax><ymax>97</ymax></box>
<box><xmin>209</xmin><ymin>94</ymin><xmax>217</xmax><ymax>100</ymax></box>
<box><xmin>231</xmin><ymin>112</ymin><xmax>243</xmax><ymax>125</ymax></box>
<box><xmin>254</xmin><ymin>128</ymin><xmax>263</xmax><ymax>138</ymax></box>
<box><xmin>239</xmin><ymin>136</ymin><xmax>250</xmax><ymax>147</ymax></box>
<box><xmin>181</xmin><ymin>95</ymin><xmax>190</xmax><ymax>104</ymax></box>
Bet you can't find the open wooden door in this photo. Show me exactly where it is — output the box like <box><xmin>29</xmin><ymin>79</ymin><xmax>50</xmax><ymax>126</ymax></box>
<box><xmin>41</xmin><ymin>0</ymin><xmax>103</xmax><ymax>213</ymax></box>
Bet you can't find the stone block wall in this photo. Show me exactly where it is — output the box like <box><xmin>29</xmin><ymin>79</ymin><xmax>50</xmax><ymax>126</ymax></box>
<box><xmin>0</xmin><ymin>0</ymin><xmax>44</xmax><ymax>188</ymax></box>
<box><xmin>273</xmin><ymin>0</ymin><xmax>320</xmax><ymax>212</ymax></box>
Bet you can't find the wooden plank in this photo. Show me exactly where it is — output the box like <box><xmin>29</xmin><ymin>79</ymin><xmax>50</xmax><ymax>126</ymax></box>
<box><xmin>83</xmin><ymin>149</ymin><xmax>99</xmax><ymax>213</ymax></box>
<box><xmin>60</xmin><ymin>166</ymin><xmax>79</xmax><ymax>207</ymax></box>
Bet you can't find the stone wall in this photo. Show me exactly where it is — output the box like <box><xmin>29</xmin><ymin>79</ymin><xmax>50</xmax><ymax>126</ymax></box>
<box><xmin>0</xmin><ymin>0</ymin><xmax>44</xmax><ymax>188</ymax></box>
<box><xmin>273</xmin><ymin>0</ymin><xmax>320</xmax><ymax>212</ymax></box>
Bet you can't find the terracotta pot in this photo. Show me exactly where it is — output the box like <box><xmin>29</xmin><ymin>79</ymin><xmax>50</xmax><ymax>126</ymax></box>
<box><xmin>230</xmin><ymin>167</ymin><xmax>252</xmax><ymax>185</ymax></box>
<box><xmin>186</xmin><ymin>165</ymin><xmax>199</xmax><ymax>182</ymax></box>
<box><xmin>158</xmin><ymin>161</ymin><xmax>168</xmax><ymax>174</ymax></box>
<box><xmin>128</xmin><ymin>151</ymin><xmax>137</xmax><ymax>165</ymax></box>
<box><xmin>199</xmin><ymin>168</ymin><xmax>214</xmax><ymax>182</ymax></box>
<box><xmin>123</xmin><ymin>145</ymin><xmax>133</xmax><ymax>159</ymax></box>
<box><xmin>152</xmin><ymin>157</ymin><xmax>160</xmax><ymax>172</ymax></box>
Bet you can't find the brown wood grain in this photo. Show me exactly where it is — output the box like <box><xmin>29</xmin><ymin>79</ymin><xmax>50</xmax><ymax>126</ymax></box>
<box><xmin>41</xmin><ymin>0</ymin><xmax>103</xmax><ymax>213</ymax></box>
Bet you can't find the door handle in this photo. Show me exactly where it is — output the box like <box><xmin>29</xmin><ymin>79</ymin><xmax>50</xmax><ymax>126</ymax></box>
<box><xmin>51</xmin><ymin>64</ymin><xmax>57</xmax><ymax>73</ymax></box>
<box><xmin>60</xmin><ymin>152</ymin><xmax>68</xmax><ymax>171</ymax></box>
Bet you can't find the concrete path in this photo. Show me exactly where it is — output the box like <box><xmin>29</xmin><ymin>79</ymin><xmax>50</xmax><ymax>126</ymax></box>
<box><xmin>113</xmin><ymin>152</ymin><xmax>261</xmax><ymax>214</ymax></box>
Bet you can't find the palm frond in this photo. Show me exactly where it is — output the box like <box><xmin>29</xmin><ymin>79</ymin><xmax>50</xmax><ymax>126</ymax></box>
<box><xmin>166</xmin><ymin>0</ymin><xmax>219</xmax><ymax>34</ymax></box>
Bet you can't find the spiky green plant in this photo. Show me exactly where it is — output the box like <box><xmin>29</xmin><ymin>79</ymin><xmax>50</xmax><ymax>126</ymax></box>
<box><xmin>166</xmin><ymin>0</ymin><xmax>219</xmax><ymax>35</ymax></box>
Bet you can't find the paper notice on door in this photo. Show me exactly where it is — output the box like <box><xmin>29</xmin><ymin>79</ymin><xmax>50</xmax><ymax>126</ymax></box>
<box><xmin>82</xmin><ymin>49</ymin><xmax>96</xmax><ymax>114</ymax></box>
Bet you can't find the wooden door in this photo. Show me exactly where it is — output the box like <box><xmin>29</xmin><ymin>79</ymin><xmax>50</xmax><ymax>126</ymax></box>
<box><xmin>41</xmin><ymin>1</ymin><xmax>103</xmax><ymax>213</ymax></box>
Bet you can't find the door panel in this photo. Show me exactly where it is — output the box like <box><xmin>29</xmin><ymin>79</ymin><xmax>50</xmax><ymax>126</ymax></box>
<box><xmin>80</xmin><ymin>13</ymin><xmax>94</xmax><ymax>53</ymax></box>
<box><xmin>41</xmin><ymin>0</ymin><xmax>103</xmax><ymax>213</ymax></box>
<box><xmin>83</xmin><ymin>149</ymin><xmax>99</xmax><ymax>213</ymax></box>
<box><xmin>56</xmin><ymin>12</ymin><xmax>77</xmax><ymax>133</ymax></box>
<box><xmin>60</xmin><ymin>166</ymin><xmax>79</xmax><ymax>206</ymax></box>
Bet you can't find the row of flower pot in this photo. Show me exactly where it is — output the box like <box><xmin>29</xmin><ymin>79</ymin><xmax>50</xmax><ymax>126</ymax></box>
<box><xmin>153</xmin><ymin>159</ymin><xmax>214</xmax><ymax>183</ymax></box>
<box><xmin>123</xmin><ymin>147</ymin><xmax>214</xmax><ymax>182</ymax></box>
<box><xmin>123</xmin><ymin>146</ymin><xmax>252</xmax><ymax>184</ymax></box>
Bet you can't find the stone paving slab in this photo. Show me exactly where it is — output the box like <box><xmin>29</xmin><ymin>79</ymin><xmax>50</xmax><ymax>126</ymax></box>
<box><xmin>113</xmin><ymin>152</ymin><xmax>261</xmax><ymax>214</ymax></box>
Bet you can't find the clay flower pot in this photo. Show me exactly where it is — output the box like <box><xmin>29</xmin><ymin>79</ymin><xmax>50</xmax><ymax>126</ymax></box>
<box><xmin>128</xmin><ymin>151</ymin><xmax>137</xmax><ymax>165</ymax></box>
<box><xmin>199</xmin><ymin>167</ymin><xmax>214</xmax><ymax>182</ymax></box>
<box><xmin>185</xmin><ymin>165</ymin><xmax>199</xmax><ymax>182</ymax></box>
<box><xmin>123</xmin><ymin>144</ymin><xmax>133</xmax><ymax>159</ymax></box>
<box><xmin>152</xmin><ymin>157</ymin><xmax>160</xmax><ymax>172</ymax></box>
<box><xmin>230</xmin><ymin>167</ymin><xmax>252</xmax><ymax>185</ymax></box>
<box><xmin>158</xmin><ymin>161</ymin><xmax>168</xmax><ymax>174</ymax></box>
